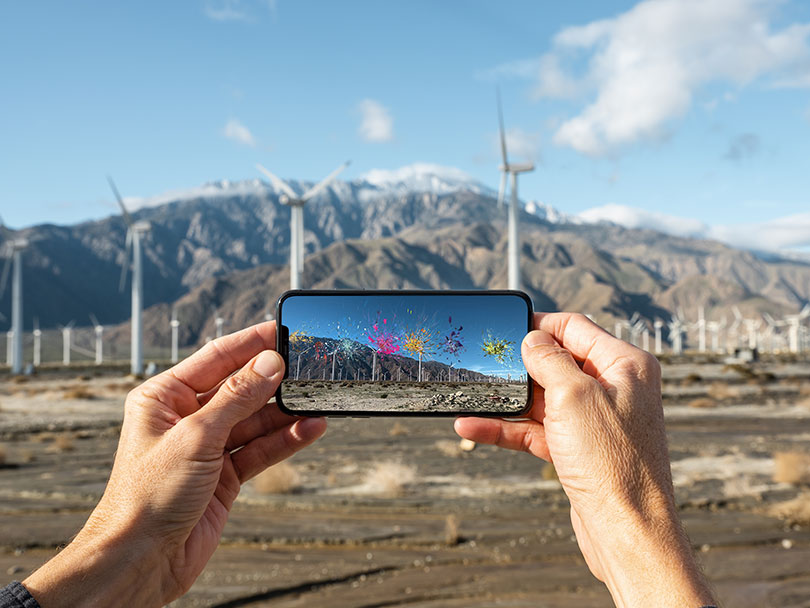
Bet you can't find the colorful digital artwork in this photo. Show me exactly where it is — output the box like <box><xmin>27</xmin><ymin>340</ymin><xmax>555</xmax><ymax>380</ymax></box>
<box><xmin>279</xmin><ymin>293</ymin><xmax>530</xmax><ymax>413</ymax></box>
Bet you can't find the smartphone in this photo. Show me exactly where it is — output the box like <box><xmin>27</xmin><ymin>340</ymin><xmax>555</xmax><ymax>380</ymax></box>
<box><xmin>275</xmin><ymin>289</ymin><xmax>533</xmax><ymax>416</ymax></box>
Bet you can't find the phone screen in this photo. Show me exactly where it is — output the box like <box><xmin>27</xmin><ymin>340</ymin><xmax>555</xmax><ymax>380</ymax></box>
<box><xmin>276</xmin><ymin>290</ymin><xmax>533</xmax><ymax>416</ymax></box>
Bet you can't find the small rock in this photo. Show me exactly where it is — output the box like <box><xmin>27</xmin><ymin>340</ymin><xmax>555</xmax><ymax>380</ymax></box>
<box><xmin>782</xmin><ymin>538</ymin><xmax>794</xmax><ymax>549</ymax></box>
<box><xmin>6</xmin><ymin>566</ymin><xmax>24</xmax><ymax>575</ymax></box>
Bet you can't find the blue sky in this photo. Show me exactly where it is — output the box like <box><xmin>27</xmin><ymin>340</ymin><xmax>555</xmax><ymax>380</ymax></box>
<box><xmin>2</xmin><ymin>0</ymin><xmax>810</xmax><ymax>247</ymax></box>
<box><xmin>280</xmin><ymin>293</ymin><xmax>530</xmax><ymax>377</ymax></box>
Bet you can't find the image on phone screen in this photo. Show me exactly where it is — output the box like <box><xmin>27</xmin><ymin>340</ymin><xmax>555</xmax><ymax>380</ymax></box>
<box><xmin>276</xmin><ymin>290</ymin><xmax>532</xmax><ymax>415</ymax></box>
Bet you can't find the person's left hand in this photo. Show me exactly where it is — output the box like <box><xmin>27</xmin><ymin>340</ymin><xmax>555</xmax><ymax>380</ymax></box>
<box><xmin>24</xmin><ymin>321</ymin><xmax>326</xmax><ymax>608</ymax></box>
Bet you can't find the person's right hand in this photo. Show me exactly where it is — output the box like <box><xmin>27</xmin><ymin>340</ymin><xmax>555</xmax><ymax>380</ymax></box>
<box><xmin>455</xmin><ymin>313</ymin><xmax>715</xmax><ymax>608</ymax></box>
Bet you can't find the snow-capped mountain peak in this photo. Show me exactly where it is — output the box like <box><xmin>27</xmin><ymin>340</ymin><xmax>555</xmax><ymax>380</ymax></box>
<box><xmin>355</xmin><ymin>163</ymin><xmax>495</xmax><ymax>199</ymax></box>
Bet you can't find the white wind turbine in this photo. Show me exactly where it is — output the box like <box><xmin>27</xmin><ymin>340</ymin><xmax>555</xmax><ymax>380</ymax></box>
<box><xmin>785</xmin><ymin>304</ymin><xmax>810</xmax><ymax>354</ymax></box>
<box><xmin>256</xmin><ymin>161</ymin><xmax>350</xmax><ymax>290</ymax></box>
<box><xmin>0</xmin><ymin>215</ymin><xmax>28</xmax><ymax>375</ymax></box>
<box><xmin>60</xmin><ymin>321</ymin><xmax>75</xmax><ymax>366</ymax></box>
<box><xmin>496</xmin><ymin>89</ymin><xmax>535</xmax><ymax>291</ymax></box>
<box><xmin>668</xmin><ymin>313</ymin><xmax>687</xmax><ymax>355</ymax></box>
<box><xmin>108</xmin><ymin>177</ymin><xmax>151</xmax><ymax>375</ymax></box>
<box><xmin>89</xmin><ymin>314</ymin><xmax>104</xmax><ymax>365</ymax></box>
<box><xmin>32</xmin><ymin>318</ymin><xmax>42</xmax><ymax>367</ymax></box>
<box><xmin>170</xmin><ymin>308</ymin><xmax>180</xmax><ymax>364</ymax></box>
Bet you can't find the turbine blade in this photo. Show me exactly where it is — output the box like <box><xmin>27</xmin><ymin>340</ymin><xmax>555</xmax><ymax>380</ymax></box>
<box><xmin>497</xmin><ymin>171</ymin><xmax>507</xmax><ymax>207</ymax></box>
<box><xmin>119</xmin><ymin>230</ymin><xmax>132</xmax><ymax>292</ymax></box>
<box><xmin>107</xmin><ymin>176</ymin><xmax>134</xmax><ymax>227</ymax></box>
<box><xmin>256</xmin><ymin>164</ymin><xmax>298</xmax><ymax>200</ymax></box>
<box><xmin>496</xmin><ymin>86</ymin><xmax>509</xmax><ymax>166</ymax></box>
<box><xmin>0</xmin><ymin>213</ymin><xmax>12</xmax><ymax>241</ymax></box>
<box><xmin>300</xmin><ymin>161</ymin><xmax>351</xmax><ymax>202</ymax></box>
<box><xmin>89</xmin><ymin>313</ymin><xmax>100</xmax><ymax>328</ymax></box>
<box><xmin>0</xmin><ymin>255</ymin><xmax>10</xmax><ymax>298</ymax></box>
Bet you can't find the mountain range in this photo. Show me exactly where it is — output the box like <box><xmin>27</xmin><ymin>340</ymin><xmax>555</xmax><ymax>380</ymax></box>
<box><xmin>2</xmin><ymin>164</ymin><xmax>809</xmax><ymax>348</ymax></box>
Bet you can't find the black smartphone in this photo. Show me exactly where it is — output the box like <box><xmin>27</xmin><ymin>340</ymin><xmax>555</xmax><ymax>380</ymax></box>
<box><xmin>275</xmin><ymin>289</ymin><xmax>533</xmax><ymax>416</ymax></box>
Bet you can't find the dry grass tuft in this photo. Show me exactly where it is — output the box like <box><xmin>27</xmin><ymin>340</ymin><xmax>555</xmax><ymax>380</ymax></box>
<box><xmin>769</xmin><ymin>494</ymin><xmax>810</xmax><ymax>525</ymax></box>
<box><xmin>707</xmin><ymin>382</ymin><xmax>735</xmax><ymax>401</ymax></box>
<box><xmin>688</xmin><ymin>397</ymin><xmax>718</xmax><ymax>409</ymax></box>
<box><xmin>364</xmin><ymin>461</ymin><xmax>416</xmax><ymax>497</ymax></box>
<box><xmin>17</xmin><ymin>449</ymin><xmax>35</xmax><ymax>464</ymax></box>
<box><xmin>681</xmin><ymin>373</ymin><xmax>702</xmax><ymax>386</ymax></box>
<box><xmin>62</xmin><ymin>387</ymin><xmax>96</xmax><ymax>400</ymax></box>
<box><xmin>47</xmin><ymin>434</ymin><xmax>75</xmax><ymax>453</ymax></box>
<box><xmin>435</xmin><ymin>440</ymin><xmax>462</xmax><ymax>458</ymax></box>
<box><xmin>0</xmin><ymin>445</ymin><xmax>6</xmax><ymax>466</ymax></box>
<box><xmin>799</xmin><ymin>384</ymin><xmax>810</xmax><ymax>398</ymax></box>
<box><xmin>541</xmin><ymin>462</ymin><xmax>559</xmax><ymax>481</ymax></box>
<box><xmin>252</xmin><ymin>462</ymin><xmax>301</xmax><ymax>495</ymax></box>
<box><xmin>774</xmin><ymin>452</ymin><xmax>810</xmax><ymax>485</ymax></box>
<box><xmin>444</xmin><ymin>514</ymin><xmax>460</xmax><ymax>546</ymax></box>
<box><xmin>388</xmin><ymin>422</ymin><xmax>408</xmax><ymax>437</ymax></box>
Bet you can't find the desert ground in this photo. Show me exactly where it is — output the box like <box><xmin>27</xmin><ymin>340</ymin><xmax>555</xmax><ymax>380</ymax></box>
<box><xmin>2</xmin><ymin>358</ymin><xmax>810</xmax><ymax>607</ymax></box>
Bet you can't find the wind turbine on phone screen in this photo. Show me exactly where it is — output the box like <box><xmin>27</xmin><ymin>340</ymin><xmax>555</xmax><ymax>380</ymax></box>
<box><xmin>256</xmin><ymin>161</ymin><xmax>350</xmax><ymax>290</ymax></box>
<box><xmin>496</xmin><ymin>88</ymin><xmax>534</xmax><ymax>291</ymax></box>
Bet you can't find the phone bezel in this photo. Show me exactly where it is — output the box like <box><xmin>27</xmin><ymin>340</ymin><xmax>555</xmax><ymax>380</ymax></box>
<box><xmin>274</xmin><ymin>289</ymin><xmax>534</xmax><ymax>417</ymax></box>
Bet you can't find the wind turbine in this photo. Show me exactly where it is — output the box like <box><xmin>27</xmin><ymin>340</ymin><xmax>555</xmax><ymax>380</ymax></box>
<box><xmin>653</xmin><ymin>319</ymin><xmax>664</xmax><ymax>354</ymax></box>
<box><xmin>60</xmin><ymin>321</ymin><xmax>75</xmax><ymax>366</ymax></box>
<box><xmin>170</xmin><ymin>308</ymin><xmax>180</xmax><ymax>364</ymax></box>
<box><xmin>668</xmin><ymin>313</ymin><xmax>687</xmax><ymax>355</ymax></box>
<box><xmin>214</xmin><ymin>309</ymin><xmax>225</xmax><ymax>339</ymax></box>
<box><xmin>89</xmin><ymin>314</ymin><xmax>104</xmax><ymax>365</ymax></box>
<box><xmin>785</xmin><ymin>305</ymin><xmax>810</xmax><ymax>354</ymax></box>
<box><xmin>32</xmin><ymin>318</ymin><xmax>41</xmax><ymax>367</ymax></box>
<box><xmin>256</xmin><ymin>161</ymin><xmax>350</xmax><ymax>290</ymax></box>
<box><xmin>0</xmin><ymin>215</ymin><xmax>28</xmax><ymax>375</ymax></box>
<box><xmin>108</xmin><ymin>177</ymin><xmax>150</xmax><ymax>375</ymax></box>
<box><xmin>496</xmin><ymin>88</ymin><xmax>535</xmax><ymax>291</ymax></box>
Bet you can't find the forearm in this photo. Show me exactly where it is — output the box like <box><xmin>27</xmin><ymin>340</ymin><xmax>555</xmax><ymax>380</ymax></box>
<box><xmin>23</xmin><ymin>519</ymin><xmax>165</xmax><ymax>608</ymax></box>
<box><xmin>584</xmin><ymin>504</ymin><xmax>715</xmax><ymax>608</ymax></box>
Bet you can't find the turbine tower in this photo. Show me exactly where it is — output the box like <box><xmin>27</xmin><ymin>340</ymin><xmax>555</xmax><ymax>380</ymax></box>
<box><xmin>0</xmin><ymin>216</ymin><xmax>28</xmax><ymax>375</ymax></box>
<box><xmin>90</xmin><ymin>314</ymin><xmax>104</xmax><ymax>365</ymax></box>
<box><xmin>256</xmin><ymin>161</ymin><xmax>350</xmax><ymax>290</ymax></box>
<box><xmin>108</xmin><ymin>177</ymin><xmax>151</xmax><ymax>375</ymax></box>
<box><xmin>496</xmin><ymin>88</ymin><xmax>535</xmax><ymax>291</ymax></box>
<box><xmin>170</xmin><ymin>308</ymin><xmax>180</xmax><ymax>364</ymax></box>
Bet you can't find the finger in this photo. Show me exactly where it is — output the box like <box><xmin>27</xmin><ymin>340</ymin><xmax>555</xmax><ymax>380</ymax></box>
<box><xmin>169</xmin><ymin>322</ymin><xmax>277</xmax><ymax>394</ymax></box>
<box><xmin>534</xmin><ymin>313</ymin><xmax>641</xmax><ymax>377</ymax></box>
<box><xmin>187</xmin><ymin>349</ymin><xmax>285</xmax><ymax>441</ymax></box>
<box><xmin>232</xmin><ymin>417</ymin><xmax>327</xmax><ymax>483</ymax></box>
<box><xmin>454</xmin><ymin>417</ymin><xmax>550</xmax><ymax>461</ymax></box>
<box><xmin>521</xmin><ymin>329</ymin><xmax>593</xmax><ymax>391</ymax></box>
<box><xmin>225</xmin><ymin>402</ymin><xmax>301</xmax><ymax>451</ymax></box>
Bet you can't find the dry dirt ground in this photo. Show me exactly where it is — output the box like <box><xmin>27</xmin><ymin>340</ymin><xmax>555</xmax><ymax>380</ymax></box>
<box><xmin>1</xmin><ymin>360</ymin><xmax>810</xmax><ymax>607</ymax></box>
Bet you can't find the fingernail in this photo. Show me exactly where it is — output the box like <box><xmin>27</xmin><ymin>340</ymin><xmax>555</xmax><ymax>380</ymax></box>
<box><xmin>253</xmin><ymin>350</ymin><xmax>282</xmax><ymax>378</ymax></box>
<box><xmin>295</xmin><ymin>416</ymin><xmax>327</xmax><ymax>438</ymax></box>
<box><xmin>523</xmin><ymin>330</ymin><xmax>555</xmax><ymax>349</ymax></box>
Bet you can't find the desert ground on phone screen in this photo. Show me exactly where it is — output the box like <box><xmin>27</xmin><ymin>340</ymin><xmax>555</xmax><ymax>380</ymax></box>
<box><xmin>2</xmin><ymin>357</ymin><xmax>810</xmax><ymax>607</ymax></box>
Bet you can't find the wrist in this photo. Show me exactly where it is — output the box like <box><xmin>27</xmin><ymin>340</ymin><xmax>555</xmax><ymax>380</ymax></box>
<box><xmin>581</xmin><ymin>501</ymin><xmax>715</xmax><ymax>608</ymax></box>
<box><xmin>24</xmin><ymin>512</ymin><xmax>165</xmax><ymax>608</ymax></box>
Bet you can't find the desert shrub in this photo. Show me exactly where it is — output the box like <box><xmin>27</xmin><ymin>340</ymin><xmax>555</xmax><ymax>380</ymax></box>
<box><xmin>688</xmin><ymin>398</ymin><xmax>718</xmax><ymax>409</ymax></box>
<box><xmin>435</xmin><ymin>440</ymin><xmax>462</xmax><ymax>458</ymax></box>
<box><xmin>388</xmin><ymin>422</ymin><xmax>408</xmax><ymax>437</ymax></box>
<box><xmin>51</xmin><ymin>435</ymin><xmax>75</xmax><ymax>452</ymax></box>
<box><xmin>0</xmin><ymin>445</ymin><xmax>6</xmax><ymax>466</ymax></box>
<box><xmin>379</xmin><ymin>393</ymin><xmax>388</xmax><ymax>399</ymax></box>
<box><xmin>17</xmin><ymin>449</ymin><xmax>35</xmax><ymax>464</ymax></box>
<box><xmin>444</xmin><ymin>514</ymin><xmax>460</xmax><ymax>546</ymax></box>
<box><xmin>707</xmin><ymin>382</ymin><xmax>734</xmax><ymax>401</ymax></box>
<box><xmin>252</xmin><ymin>462</ymin><xmax>301</xmax><ymax>494</ymax></box>
<box><xmin>63</xmin><ymin>387</ymin><xmax>96</xmax><ymax>400</ymax></box>
<box><xmin>682</xmin><ymin>373</ymin><xmax>702</xmax><ymax>386</ymax></box>
<box><xmin>541</xmin><ymin>462</ymin><xmax>559</xmax><ymax>481</ymax></box>
<box><xmin>774</xmin><ymin>452</ymin><xmax>810</xmax><ymax>485</ymax></box>
<box><xmin>364</xmin><ymin>461</ymin><xmax>416</xmax><ymax>497</ymax></box>
<box><xmin>770</xmin><ymin>493</ymin><xmax>810</xmax><ymax>525</ymax></box>
<box><xmin>723</xmin><ymin>363</ymin><xmax>757</xmax><ymax>380</ymax></box>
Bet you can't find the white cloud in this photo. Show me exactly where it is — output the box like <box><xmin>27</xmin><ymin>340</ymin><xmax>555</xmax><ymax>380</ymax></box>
<box><xmin>577</xmin><ymin>203</ymin><xmax>810</xmax><ymax>251</ymax></box>
<box><xmin>222</xmin><ymin>118</ymin><xmax>256</xmax><ymax>147</ymax></box>
<box><xmin>521</xmin><ymin>0</ymin><xmax>810</xmax><ymax>156</ymax></box>
<box><xmin>357</xmin><ymin>99</ymin><xmax>394</xmax><ymax>143</ymax></box>
<box><xmin>204</xmin><ymin>0</ymin><xmax>276</xmax><ymax>22</ymax></box>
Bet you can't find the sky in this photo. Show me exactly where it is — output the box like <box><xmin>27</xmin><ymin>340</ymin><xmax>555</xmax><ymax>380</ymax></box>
<box><xmin>2</xmin><ymin>0</ymin><xmax>810</xmax><ymax>249</ymax></box>
<box><xmin>279</xmin><ymin>293</ymin><xmax>530</xmax><ymax>377</ymax></box>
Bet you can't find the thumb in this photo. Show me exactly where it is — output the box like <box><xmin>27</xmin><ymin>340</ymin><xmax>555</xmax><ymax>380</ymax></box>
<box><xmin>521</xmin><ymin>330</ymin><xmax>586</xmax><ymax>390</ymax></box>
<box><xmin>189</xmin><ymin>350</ymin><xmax>285</xmax><ymax>442</ymax></box>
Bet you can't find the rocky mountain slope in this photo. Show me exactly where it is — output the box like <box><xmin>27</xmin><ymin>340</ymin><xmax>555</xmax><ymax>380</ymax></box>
<box><xmin>2</xmin><ymin>165</ymin><xmax>809</xmax><ymax>346</ymax></box>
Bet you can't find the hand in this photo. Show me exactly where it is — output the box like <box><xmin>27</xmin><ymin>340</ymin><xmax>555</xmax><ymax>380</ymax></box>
<box><xmin>24</xmin><ymin>322</ymin><xmax>327</xmax><ymax>608</ymax></box>
<box><xmin>455</xmin><ymin>313</ymin><xmax>715</xmax><ymax>608</ymax></box>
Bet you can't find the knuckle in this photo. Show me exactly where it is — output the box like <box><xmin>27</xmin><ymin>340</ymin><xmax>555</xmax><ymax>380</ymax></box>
<box><xmin>223</xmin><ymin>372</ymin><xmax>263</xmax><ymax>403</ymax></box>
<box><xmin>549</xmin><ymin>376</ymin><xmax>595</xmax><ymax>405</ymax></box>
